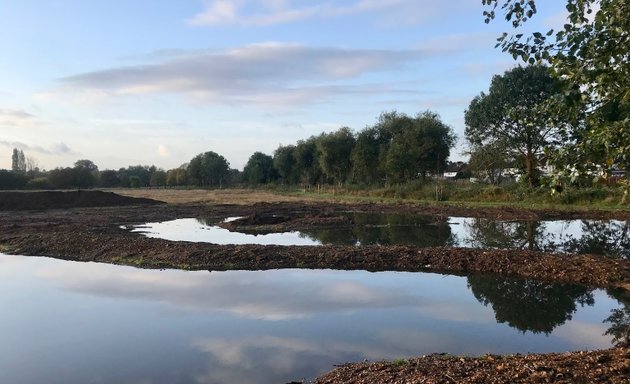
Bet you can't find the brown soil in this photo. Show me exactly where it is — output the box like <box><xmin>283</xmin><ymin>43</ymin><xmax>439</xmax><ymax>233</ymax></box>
<box><xmin>0</xmin><ymin>190</ymin><xmax>163</xmax><ymax>210</ymax></box>
<box><xmin>1</xmin><ymin>190</ymin><xmax>630</xmax><ymax>383</ymax></box>
<box><xmin>314</xmin><ymin>347</ymin><xmax>630</xmax><ymax>384</ymax></box>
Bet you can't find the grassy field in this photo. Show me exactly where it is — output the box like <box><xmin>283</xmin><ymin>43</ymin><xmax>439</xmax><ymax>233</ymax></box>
<box><xmin>108</xmin><ymin>183</ymin><xmax>630</xmax><ymax>211</ymax></box>
<box><xmin>107</xmin><ymin>188</ymin><xmax>320</xmax><ymax>205</ymax></box>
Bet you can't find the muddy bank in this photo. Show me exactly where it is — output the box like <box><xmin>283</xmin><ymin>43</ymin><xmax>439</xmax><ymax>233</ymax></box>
<box><xmin>314</xmin><ymin>347</ymin><xmax>630</xmax><ymax>384</ymax></box>
<box><xmin>0</xmin><ymin>203</ymin><xmax>629</xmax><ymax>290</ymax></box>
<box><xmin>0</xmin><ymin>190</ymin><xmax>163</xmax><ymax>211</ymax></box>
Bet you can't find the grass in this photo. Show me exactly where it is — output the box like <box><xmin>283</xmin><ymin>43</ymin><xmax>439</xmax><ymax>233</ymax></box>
<box><xmin>104</xmin><ymin>182</ymin><xmax>630</xmax><ymax>211</ymax></box>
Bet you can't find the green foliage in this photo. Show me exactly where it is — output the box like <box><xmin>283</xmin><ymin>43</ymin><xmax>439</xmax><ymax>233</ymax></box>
<box><xmin>98</xmin><ymin>170</ymin><xmax>121</xmax><ymax>188</ymax></box>
<box><xmin>11</xmin><ymin>148</ymin><xmax>26</xmax><ymax>173</ymax></box>
<box><xmin>386</xmin><ymin>111</ymin><xmax>456</xmax><ymax>183</ymax></box>
<box><xmin>0</xmin><ymin>169</ymin><xmax>28</xmax><ymax>189</ymax></box>
<box><xmin>273</xmin><ymin>145</ymin><xmax>298</xmax><ymax>184</ymax></box>
<box><xmin>149</xmin><ymin>169</ymin><xmax>167</xmax><ymax>187</ymax></box>
<box><xmin>468</xmin><ymin>142</ymin><xmax>512</xmax><ymax>185</ymax></box>
<box><xmin>293</xmin><ymin>137</ymin><xmax>322</xmax><ymax>186</ymax></box>
<box><xmin>316</xmin><ymin>127</ymin><xmax>355</xmax><ymax>186</ymax></box>
<box><xmin>166</xmin><ymin>168</ymin><xmax>188</xmax><ymax>186</ymax></box>
<box><xmin>243</xmin><ymin>152</ymin><xmax>277</xmax><ymax>184</ymax></box>
<box><xmin>465</xmin><ymin>65</ymin><xmax>565</xmax><ymax>187</ymax></box>
<box><xmin>484</xmin><ymin>0</ymin><xmax>630</xmax><ymax>179</ymax></box>
<box><xmin>351</xmin><ymin>127</ymin><xmax>385</xmax><ymax>184</ymax></box>
<box><xmin>119</xmin><ymin>165</ymin><xmax>156</xmax><ymax>187</ymax></box>
<box><xmin>128</xmin><ymin>175</ymin><xmax>141</xmax><ymax>188</ymax></box>
<box><xmin>187</xmin><ymin>151</ymin><xmax>230</xmax><ymax>187</ymax></box>
<box><xmin>25</xmin><ymin>177</ymin><xmax>49</xmax><ymax>190</ymax></box>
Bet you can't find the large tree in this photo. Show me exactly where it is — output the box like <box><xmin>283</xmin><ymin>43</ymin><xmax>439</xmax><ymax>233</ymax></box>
<box><xmin>293</xmin><ymin>137</ymin><xmax>322</xmax><ymax>187</ymax></box>
<box><xmin>465</xmin><ymin>65</ymin><xmax>565</xmax><ymax>187</ymax></box>
<box><xmin>386</xmin><ymin>111</ymin><xmax>456</xmax><ymax>182</ymax></box>
<box><xmin>243</xmin><ymin>152</ymin><xmax>277</xmax><ymax>185</ymax></box>
<box><xmin>11</xmin><ymin>148</ymin><xmax>26</xmax><ymax>173</ymax></box>
<box><xmin>187</xmin><ymin>151</ymin><xmax>230</xmax><ymax>187</ymax></box>
<box><xmin>273</xmin><ymin>145</ymin><xmax>298</xmax><ymax>185</ymax></box>
<box><xmin>483</xmin><ymin>0</ymin><xmax>630</xmax><ymax>178</ymax></box>
<box><xmin>316</xmin><ymin>127</ymin><xmax>355</xmax><ymax>186</ymax></box>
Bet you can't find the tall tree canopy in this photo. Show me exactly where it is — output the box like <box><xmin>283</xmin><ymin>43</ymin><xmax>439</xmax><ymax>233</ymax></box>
<box><xmin>11</xmin><ymin>148</ymin><xmax>26</xmax><ymax>173</ymax></box>
<box><xmin>243</xmin><ymin>152</ymin><xmax>277</xmax><ymax>184</ymax></box>
<box><xmin>273</xmin><ymin>145</ymin><xmax>298</xmax><ymax>185</ymax></box>
<box><xmin>386</xmin><ymin>111</ymin><xmax>456</xmax><ymax>183</ymax></box>
<box><xmin>483</xmin><ymin>0</ymin><xmax>630</xmax><ymax>177</ymax></box>
<box><xmin>187</xmin><ymin>151</ymin><xmax>230</xmax><ymax>187</ymax></box>
<box><xmin>465</xmin><ymin>65</ymin><xmax>565</xmax><ymax>187</ymax></box>
<box><xmin>293</xmin><ymin>137</ymin><xmax>322</xmax><ymax>186</ymax></box>
<box><xmin>316</xmin><ymin>127</ymin><xmax>355</xmax><ymax>186</ymax></box>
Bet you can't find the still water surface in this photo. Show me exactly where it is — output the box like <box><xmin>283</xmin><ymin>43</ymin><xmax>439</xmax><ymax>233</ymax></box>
<box><xmin>131</xmin><ymin>214</ymin><xmax>629</xmax><ymax>258</ymax></box>
<box><xmin>1</xmin><ymin>254</ymin><xmax>626</xmax><ymax>384</ymax></box>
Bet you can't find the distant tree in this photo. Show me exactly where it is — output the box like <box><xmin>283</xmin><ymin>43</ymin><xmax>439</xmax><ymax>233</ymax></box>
<box><xmin>25</xmin><ymin>155</ymin><xmax>40</xmax><ymax>177</ymax></box>
<box><xmin>187</xmin><ymin>151</ymin><xmax>230</xmax><ymax>187</ymax></box>
<box><xmin>149</xmin><ymin>169</ymin><xmax>167</xmax><ymax>187</ymax></box>
<box><xmin>468</xmin><ymin>141</ymin><xmax>513</xmax><ymax>185</ymax></box>
<box><xmin>11</xmin><ymin>148</ymin><xmax>26</xmax><ymax>173</ymax></box>
<box><xmin>243</xmin><ymin>152</ymin><xmax>277</xmax><ymax>184</ymax></box>
<box><xmin>293</xmin><ymin>137</ymin><xmax>322</xmax><ymax>186</ymax></box>
<box><xmin>128</xmin><ymin>175</ymin><xmax>141</xmax><ymax>188</ymax></box>
<box><xmin>273</xmin><ymin>145</ymin><xmax>298</xmax><ymax>185</ymax></box>
<box><xmin>166</xmin><ymin>168</ymin><xmax>188</xmax><ymax>186</ymax></box>
<box><xmin>99</xmin><ymin>170</ymin><xmax>121</xmax><ymax>187</ymax></box>
<box><xmin>72</xmin><ymin>159</ymin><xmax>98</xmax><ymax>188</ymax></box>
<box><xmin>74</xmin><ymin>159</ymin><xmax>98</xmax><ymax>172</ymax></box>
<box><xmin>316</xmin><ymin>127</ymin><xmax>355</xmax><ymax>186</ymax></box>
<box><xmin>226</xmin><ymin>168</ymin><xmax>243</xmax><ymax>185</ymax></box>
<box><xmin>386</xmin><ymin>111</ymin><xmax>456</xmax><ymax>182</ymax></box>
<box><xmin>123</xmin><ymin>165</ymin><xmax>155</xmax><ymax>187</ymax></box>
<box><xmin>465</xmin><ymin>65</ymin><xmax>565</xmax><ymax>187</ymax></box>
<box><xmin>0</xmin><ymin>169</ymin><xmax>28</xmax><ymax>189</ymax></box>
<box><xmin>48</xmin><ymin>167</ymin><xmax>77</xmax><ymax>189</ymax></box>
<box><xmin>351</xmin><ymin>127</ymin><xmax>386</xmax><ymax>185</ymax></box>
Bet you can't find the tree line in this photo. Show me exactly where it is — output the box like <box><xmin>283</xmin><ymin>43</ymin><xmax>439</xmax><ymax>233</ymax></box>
<box><xmin>0</xmin><ymin>110</ymin><xmax>457</xmax><ymax>190</ymax></box>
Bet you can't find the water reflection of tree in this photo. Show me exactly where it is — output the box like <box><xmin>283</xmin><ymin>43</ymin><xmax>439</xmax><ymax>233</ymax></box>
<box><xmin>463</xmin><ymin>219</ymin><xmax>548</xmax><ymax>251</ymax></box>
<box><xmin>467</xmin><ymin>276</ymin><xmax>595</xmax><ymax>334</ymax></box>
<box><xmin>563</xmin><ymin>221</ymin><xmax>630</xmax><ymax>260</ymax></box>
<box><xmin>604</xmin><ymin>290</ymin><xmax>630</xmax><ymax>346</ymax></box>
<box><xmin>302</xmin><ymin>213</ymin><xmax>456</xmax><ymax>247</ymax></box>
<box><xmin>463</xmin><ymin>218</ymin><xmax>630</xmax><ymax>259</ymax></box>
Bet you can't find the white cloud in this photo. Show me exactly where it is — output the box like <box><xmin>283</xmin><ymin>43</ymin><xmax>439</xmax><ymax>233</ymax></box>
<box><xmin>0</xmin><ymin>108</ymin><xmax>41</xmax><ymax>128</ymax></box>
<box><xmin>0</xmin><ymin>140</ymin><xmax>76</xmax><ymax>156</ymax></box>
<box><xmin>53</xmin><ymin>43</ymin><xmax>433</xmax><ymax>108</ymax></box>
<box><xmin>188</xmin><ymin>0</ymin><xmax>472</xmax><ymax>27</ymax></box>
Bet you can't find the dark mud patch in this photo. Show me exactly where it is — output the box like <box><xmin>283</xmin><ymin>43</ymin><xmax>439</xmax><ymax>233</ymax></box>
<box><xmin>313</xmin><ymin>347</ymin><xmax>630</xmax><ymax>384</ymax></box>
<box><xmin>0</xmin><ymin>202</ymin><xmax>629</xmax><ymax>291</ymax></box>
<box><xmin>0</xmin><ymin>190</ymin><xmax>164</xmax><ymax>211</ymax></box>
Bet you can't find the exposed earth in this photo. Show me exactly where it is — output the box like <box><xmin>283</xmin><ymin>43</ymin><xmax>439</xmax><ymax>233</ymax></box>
<box><xmin>1</xmin><ymin>189</ymin><xmax>629</xmax><ymax>383</ymax></box>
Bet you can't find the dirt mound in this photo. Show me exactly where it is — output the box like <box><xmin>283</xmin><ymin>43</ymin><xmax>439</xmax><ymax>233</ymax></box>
<box><xmin>314</xmin><ymin>347</ymin><xmax>630</xmax><ymax>384</ymax></box>
<box><xmin>0</xmin><ymin>190</ymin><xmax>164</xmax><ymax>211</ymax></box>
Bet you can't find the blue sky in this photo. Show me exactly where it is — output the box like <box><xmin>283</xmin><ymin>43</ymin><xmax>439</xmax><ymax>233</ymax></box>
<box><xmin>0</xmin><ymin>0</ymin><xmax>568</xmax><ymax>171</ymax></box>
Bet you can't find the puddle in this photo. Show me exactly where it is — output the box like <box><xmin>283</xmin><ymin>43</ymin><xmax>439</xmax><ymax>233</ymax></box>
<box><xmin>129</xmin><ymin>218</ymin><xmax>320</xmax><ymax>246</ymax></box>
<box><xmin>129</xmin><ymin>214</ymin><xmax>629</xmax><ymax>258</ymax></box>
<box><xmin>0</xmin><ymin>253</ymin><xmax>626</xmax><ymax>384</ymax></box>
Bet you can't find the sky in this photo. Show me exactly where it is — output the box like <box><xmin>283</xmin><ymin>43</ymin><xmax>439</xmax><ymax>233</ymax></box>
<box><xmin>0</xmin><ymin>0</ymin><xmax>568</xmax><ymax>171</ymax></box>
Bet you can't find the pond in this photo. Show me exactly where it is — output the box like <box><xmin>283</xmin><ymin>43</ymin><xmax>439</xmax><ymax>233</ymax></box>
<box><xmin>129</xmin><ymin>214</ymin><xmax>630</xmax><ymax>258</ymax></box>
<box><xmin>1</xmin><ymin>254</ymin><xmax>627</xmax><ymax>384</ymax></box>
